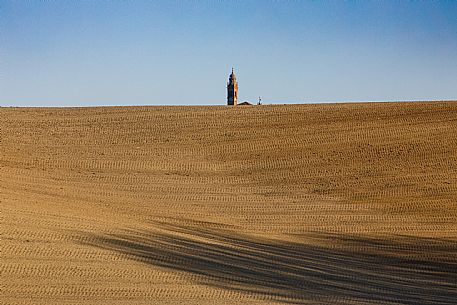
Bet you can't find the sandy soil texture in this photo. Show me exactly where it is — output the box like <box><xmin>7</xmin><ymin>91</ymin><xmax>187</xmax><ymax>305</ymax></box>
<box><xmin>2</xmin><ymin>102</ymin><xmax>457</xmax><ymax>304</ymax></box>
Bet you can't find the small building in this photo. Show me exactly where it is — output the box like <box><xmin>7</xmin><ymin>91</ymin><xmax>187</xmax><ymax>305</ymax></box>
<box><xmin>238</xmin><ymin>101</ymin><xmax>252</xmax><ymax>106</ymax></box>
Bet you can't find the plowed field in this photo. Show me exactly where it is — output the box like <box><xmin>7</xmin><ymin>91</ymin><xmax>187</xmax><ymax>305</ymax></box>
<box><xmin>2</xmin><ymin>102</ymin><xmax>457</xmax><ymax>304</ymax></box>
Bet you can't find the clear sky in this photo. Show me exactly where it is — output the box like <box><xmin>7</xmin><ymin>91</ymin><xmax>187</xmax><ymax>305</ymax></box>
<box><xmin>1</xmin><ymin>1</ymin><xmax>456</xmax><ymax>106</ymax></box>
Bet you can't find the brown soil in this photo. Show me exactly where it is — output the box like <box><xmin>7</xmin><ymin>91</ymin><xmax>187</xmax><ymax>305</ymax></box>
<box><xmin>2</xmin><ymin>102</ymin><xmax>457</xmax><ymax>304</ymax></box>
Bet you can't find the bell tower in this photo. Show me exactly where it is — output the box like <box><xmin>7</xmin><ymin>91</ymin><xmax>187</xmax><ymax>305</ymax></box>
<box><xmin>227</xmin><ymin>68</ymin><xmax>238</xmax><ymax>106</ymax></box>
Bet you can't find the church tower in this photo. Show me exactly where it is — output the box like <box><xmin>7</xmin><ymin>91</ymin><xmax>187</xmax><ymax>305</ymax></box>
<box><xmin>227</xmin><ymin>68</ymin><xmax>238</xmax><ymax>106</ymax></box>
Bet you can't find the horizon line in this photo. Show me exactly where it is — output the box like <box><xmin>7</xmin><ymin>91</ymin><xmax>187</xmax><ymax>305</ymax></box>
<box><xmin>1</xmin><ymin>99</ymin><xmax>456</xmax><ymax>108</ymax></box>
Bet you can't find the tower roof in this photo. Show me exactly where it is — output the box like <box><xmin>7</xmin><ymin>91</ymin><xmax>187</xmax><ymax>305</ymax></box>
<box><xmin>229</xmin><ymin>68</ymin><xmax>236</xmax><ymax>81</ymax></box>
<box><xmin>228</xmin><ymin>69</ymin><xmax>237</xmax><ymax>87</ymax></box>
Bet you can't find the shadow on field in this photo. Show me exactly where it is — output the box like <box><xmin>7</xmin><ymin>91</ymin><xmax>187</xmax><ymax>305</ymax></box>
<box><xmin>82</xmin><ymin>221</ymin><xmax>457</xmax><ymax>305</ymax></box>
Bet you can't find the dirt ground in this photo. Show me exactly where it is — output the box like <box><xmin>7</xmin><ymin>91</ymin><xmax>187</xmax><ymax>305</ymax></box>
<box><xmin>2</xmin><ymin>102</ymin><xmax>457</xmax><ymax>304</ymax></box>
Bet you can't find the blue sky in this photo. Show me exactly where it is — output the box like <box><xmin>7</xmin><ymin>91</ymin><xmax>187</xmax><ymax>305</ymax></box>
<box><xmin>1</xmin><ymin>1</ymin><xmax>456</xmax><ymax>106</ymax></box>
